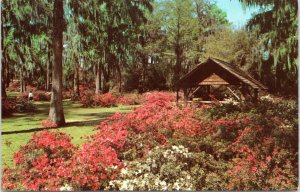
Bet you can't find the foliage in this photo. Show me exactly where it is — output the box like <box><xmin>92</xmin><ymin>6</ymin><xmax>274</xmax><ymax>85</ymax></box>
<box><xmin>2</xmin><ymin>98</ymin><xmax>16</xmax><ymax>117</ymax></box>
<box><xmin>108</xmin><ymin>145</ymin><xmax>227</xmax><ymax>190</ymax></box>
<box><xmin>2</xmin><ymin>92</ymin><xmax>298</xmax><ymax>191</ymax></box>
<box><xmin>94</xmin><ymin>93</ymin><xmax>118</xmax><ymax>107</ymax></box>
<box><xmin>203</xmin><ymin>27</ymin><xmax>257</xmax><ymax>70</ymax></box>
<box><xmin>6</xmin><ymin>81</ymin><xmax>20</xmax><ymax>92</ymax></box>
<box><xmin>33</xmin><ymin>90</ymin><xmax>51</xmax><ymax>101</ymax></box>
<box><xmin>80</xmin><ymin>91</ymin><xmax>143</xmax><ymax>108</ymax></box>
<box><xmin>70</xmin><ymin>140</ymin><xmax>122</xmax><ymax>190</ymax></box>
<box><xmin>240</xmin><ymin>0</ymin><xmax>298</xmax><ymax>93</ymax></box>
<box><xmin>40</xmin><ymin>117</ymin><xmax>58</xmax><ymax>128</ymax></box>
<box><xmin>2</xmin><ymin>131</ymin><xmax>76</xmax><ymax>191</ymax></box>
<box><xmin>16</xmin><ymin>89</ymin><xmax>50</xmax><ymax>102</ymax></box>
<box><xmin>94</xmin><ymin>91</ymin><xmax>202</xmax><ymax>161</ymax></box>
<box><xmin>79</xmin><ymin>90</ymin><xmax>95</xmax><ymax>107</ymax></box>
<box><xmin>117</xmin><ymin>93</ymin><xmax>143</xmax><ymax>105</ymax></box>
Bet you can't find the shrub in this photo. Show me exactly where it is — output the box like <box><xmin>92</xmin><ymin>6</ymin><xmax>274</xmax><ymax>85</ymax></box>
<box><xmin>2</xmin><ymin>131</ymin><xmax>76</xmax><ymax>191</ymax></box>
<box><xmin>40</xmin><ymin>117</ymin><xmax>58</xmax><ymax>128</ymax></box>
<box><xmin>33</xmin><ymin>90</ymin><xmax>51</xmax><ymax>101</ymax></box>
<box><xmin>94</xmin><ymin>92</ymin><xmax>203</xmax><ymax>161</ymax></box>
<box><xmin>15</xmin><ymin>94</ymin><xmax>36</xmax><ymax>113</ymax></box>
<box><xmin>3</xmin><ymin>92</ymin><xmax>297</xmax><ymax>191</ymax></box>
<box><xmin>63</xmin><ymin>90</ymin><xmax>80</xmax><ymax>101</ymax></box>
<box><xmin>2</xmin><ymin>98</ymin><xmax>16</xmax><ymax>117</ymax></box>
<box><xmin>226</xmin><ymin>146</ymin><xmax>297</xmax><ymax>190</ymax></box>
<box><xmin>94</xmin><ymin>93</ymin><xmax>118</xmax><ymax>107</ymax></box>
<box><xmin>6</xmin><ymin>81</ymin><xmax>20</xmax><ymax>92</ymax></box>
<box><xmin>16</xmin><ymin>91</ymin><xmax>30</xmax><ymax>102</ymax></box>
<box><xmin>17</xmin><ymin>90</ymin><xmax>50</xmax><ymax>102</ymax></box>
<box><xmin>79</xmin><ymin>90</ymin><xmax>95</xmax><ymax>107</ymax></box>
<box><xmin>26</xmin><ymin>85</ymin><xmax>37</xmax><ymax>91</ymax></box>
<box><xmin>117</xmin><ymin>93</ymin><xmax>143</xmax><ymax>105</ymax></box>
<box><xmin>70</xmin><ymin>141</ymin><xmax>122</xmax><ymax>190</ymax></box>
<box><xmin>80</xmin><ymin>91</ymin><xmax>142</xmax><ymax>107</ymax></box>
<box><xmin>200</xmin><ymin>99</ymin><xmax>298</xmax><ymax>190</ymax></box>
<box><xmin>107</xmin><ymin>145</ymin><xmax>227</xmax><ymax>190</ymax></box>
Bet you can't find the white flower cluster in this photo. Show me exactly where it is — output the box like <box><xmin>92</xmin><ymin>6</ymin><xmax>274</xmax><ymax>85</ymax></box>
<box><xmin>223</xmin><ymin>98</ymin><xmax>239</xmax><ymax>105</ymax></box>
<box><xmin>107</xmin><ymin>145</ymin><xmax>195</xmax><ymax>191</ymax></box>
<box><xmin>163</xmin><ymin>145</ymin><xmax>192</xmax><ymax>159</ymax></box>
<box><xmin>260</xmin><ymin>94</ymin><xmax>274</xmax><ymax>102</ymax></box>
<box><xmin>59</xmin><ymin>184</ymin><xmax>73</xmax><ymax>191</ymax></box>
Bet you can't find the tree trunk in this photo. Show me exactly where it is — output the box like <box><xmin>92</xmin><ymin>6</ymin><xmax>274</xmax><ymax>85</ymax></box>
<box><xmin>117</xmin><ymin>65</ymin><xmax>122</xmax><ymax>94</ymax></box>
<box><xmin>1</xmin><ymin>22</ymin><xmax>7</xmax><ymax>98</ymax></box>
<box><xmin>275</xmin><ymin>63</ymin><xmax>282</xmax><ymax>93</ymax></box>
<box><xmin>20</xmin><ymin>68</ymin><xmax>25</xmax><ymax>92</ymax></box>
<box><xmin>95</xmin><ymin>63</ymin><xmax>102</xmax><ymax>94</ymax></box>
<box><xmin>6</xmin><ymin>62</ymin><xmax>10</xmax><ymax>88</ymax></box>
<box><xmin>46</xmin><ymin>50</ymin><xmax>51</xmax><ymax>91</ymax></box>
<box><xmin>74</xmin><ymin>64</ymin><xmax>80</xmax><ymax>97</ymax></box>
<box><xmin>1</xmin><ymin>56</ymin><xmax>6</xmax><ymax>98</ymax></box>
<box><xmin>102</xmin><ymin>65</ymin><xmax>110</xmax><ymax>93</ymax></box>
<box><xmin>14</xmin><ymin>46</ymin><xmax>27</xmax><ymax>92</ymax></box>
<box><xmin>49</xmin><ymin>0</ymin><xmax>65</xmax><ymax>126</ymax></box>
<box><xmin>174</xmin><ymin>17</ymin><xmax>182</xmax><ymax>86</ymax></box>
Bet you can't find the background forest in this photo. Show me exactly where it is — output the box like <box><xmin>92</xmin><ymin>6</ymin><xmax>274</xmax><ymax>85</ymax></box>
<box><xmin>2</xmin><ymin>0</ymin><xmax>298</xmax><ymax>98</ymax></box>
<box><xmin>1</xmin><ymin>0</ymin><xmax>298</xmax><ymax>191</ymax></box>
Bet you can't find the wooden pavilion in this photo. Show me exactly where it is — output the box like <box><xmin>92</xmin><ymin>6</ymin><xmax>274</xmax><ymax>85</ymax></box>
<box><xmin>175</xmin><ymin>57</ymin><xmax>267</xmax><ymax>103</ymax></box>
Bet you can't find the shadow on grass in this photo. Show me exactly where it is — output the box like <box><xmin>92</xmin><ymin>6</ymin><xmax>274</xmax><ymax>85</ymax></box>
<box><xmin>2</xmin><ymin>119</ymin><xmax>105</xmax><ymax>135</ymax></box>
<box><xmin>78</xmin><ymin>112</ymin><xmax>115</xmax><ymax>117</ymax></box>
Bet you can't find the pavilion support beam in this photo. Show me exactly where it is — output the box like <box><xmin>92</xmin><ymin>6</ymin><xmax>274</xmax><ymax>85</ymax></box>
<box><xmin>226</xmin><ymin>87</ymin><xmax>240</xmax><ymax>101</ymax></box>
<box><xmin>253</xmin><ymin>88</ymin><xmax>258</xmax><ymax>102</ymax></box>
<box><xmin>183</xmin><ymin>88</ymin><xmax>188</xmax><ymax>105</ymax></box>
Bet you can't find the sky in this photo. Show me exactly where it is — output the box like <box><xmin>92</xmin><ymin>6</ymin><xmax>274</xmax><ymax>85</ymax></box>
<box><xmin>215</xmin><ymin>0</ymin><xmax>259</xmax><ymax>28</ymax></box>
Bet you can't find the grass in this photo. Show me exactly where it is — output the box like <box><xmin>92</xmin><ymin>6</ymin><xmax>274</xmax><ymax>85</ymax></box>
<box><xmin>7</xmin><ymin>91</ymin><xmax>19</xmax><ymax>98</ymax></box>
<box><xmin>2</xmin><ymin>98</ymin><xmax>136</xmax><ymax>168</ymax></box>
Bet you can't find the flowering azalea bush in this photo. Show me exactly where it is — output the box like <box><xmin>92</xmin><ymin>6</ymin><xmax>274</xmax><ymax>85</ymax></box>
<box><xmin>94</xmin><ymin>91</ymin><xmax>202</xmax><ymax>160</ymax></box>
<box><xmin>79</xmin><ymin>90</ymin><xmax>95</xmax><ymax>107</ymax></box>
<box><xmin>94</xmin><ymin>93</ymin><xmax>118</xmax><ymax>107</ymax></box>
<box><xmin>6</xmin><ymin>81</ymin><xmax>20</xmax><ymax>92</ymax></box>
<box><xmin>108</xmin><ymin>145</ymin><xmax>227</xmax><ymax>190</ymax></box>
<box><xmin>16</xmin><ymin>91</ymin><xmax>29</xmax><ymax>102</ymax></box>
<box><xmin>117</xmin><ymin>93</ymin><xmax>143</xmax><ymax>105</ymax></box>
<box><xmin>33</xmin><ymin>90</ymin><xmax>51</xmax><ymax>101</ymax></box>
<box><xmin>80</xmin><ymin>91</ymin><xmax>143</xmax><ymax>107</ymax></box>
<box><xmin>199</xmin><ymin>99</ymin><xmax>298</xmax><ymax>190</ymax></box>
<box><xmin>40</xmin><ymin>117</ymin><xmax>58</xmax><ymax>128</ymax></box>
<box><xmin>70</xmin><ymin>142</ymin><xmax>122</xmax><ymax>190</ymax></box>
<box><xmin>2</xmin><ymin>98</ymin><xmax>16</xmax><ymax>117</ymax></box>
<box><xmin>2</xmin><ymin>131</ymin><xmax>76</xmax><ymax>191</ymax></box>
<box><xmin>17</xmin><ymin>90</ymin><xmax>50</xmax><ymax>102</ymax></box>
<box><xmin>26</xmin><ymin>85</ymin><xmax>37</xmax><ymax>91</ymax></box>
<box><xmin>2</xmin><ymin>92</ymin><xmax>297</xmax><ymax>191</ymax></box>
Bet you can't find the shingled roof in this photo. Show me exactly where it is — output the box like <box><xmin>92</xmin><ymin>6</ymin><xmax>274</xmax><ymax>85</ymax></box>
<box><xmin>175</xmin><ymin>57</ymin><xmax>267</xmax><ymax>90</ymax></box>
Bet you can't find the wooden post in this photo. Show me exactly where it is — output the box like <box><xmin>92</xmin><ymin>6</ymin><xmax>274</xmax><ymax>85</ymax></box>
<box><xmin>183</xmin><ymin>88</ymin><xmax>188</xmax><ymax>106</ymax></box>
<box><xmin>253</xmin><ymin>88</ymin><xmax>258</xmax><ymax>102</ymax></box>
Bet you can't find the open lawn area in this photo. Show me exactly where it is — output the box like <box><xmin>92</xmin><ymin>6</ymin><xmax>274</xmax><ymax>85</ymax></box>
<box><xmin>2</xmin><ymin>99</ymin><xmax>136</xmax><ymax>167</ymax></box>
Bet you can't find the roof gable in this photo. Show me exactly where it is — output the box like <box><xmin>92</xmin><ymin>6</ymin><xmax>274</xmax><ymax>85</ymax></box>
<box><xmin>175</xmin><ymin>58</ymin><xmax>267</xmax><ymax>90</ymax></box>
<box><xmin>199</xmin><ymin>73</ymin><xmax>229</xmax><ymax>85</ymax></box>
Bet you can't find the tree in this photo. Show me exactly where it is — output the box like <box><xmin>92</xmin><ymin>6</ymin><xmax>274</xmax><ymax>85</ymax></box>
<box><xmin>240</xmin><ymin>0</ymin><xmax>298</xmax><ymax>93</ymax></box>
<box><xmin>2</xmin><ymin>0</ymin><xmax>53</xmax><ymax>93</ymax></box>
<box><xmin>203</xmin><ymin>26</ymin><xmax>257</xmax><ymax>68</ymax></box>
<box><xmin>67</xmin><ymin>0</ymin><xmax>152</xmax><ymax>94</ymax></box>
<box><xmin>49</xmin><ymin>0</ymin><xmax>65</xmax><ymax>126</ymax></box>
<box><xmin>132</xmin><ymin>0</ymin><xmax>228</xmax><ymax>92</ymax></box>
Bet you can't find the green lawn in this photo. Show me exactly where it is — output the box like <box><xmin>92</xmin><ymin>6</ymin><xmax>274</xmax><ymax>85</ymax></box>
<box><xmin>2</xmin><ymin>99</ymin><xmax>136</xmax><ymax>168</ymax></box>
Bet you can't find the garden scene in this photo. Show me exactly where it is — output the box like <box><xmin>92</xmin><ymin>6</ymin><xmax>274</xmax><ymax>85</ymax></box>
<box><xmin>1</xmin><ymin>0</ymin><xmax>298</xmax><ymax>191</ymax></box>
